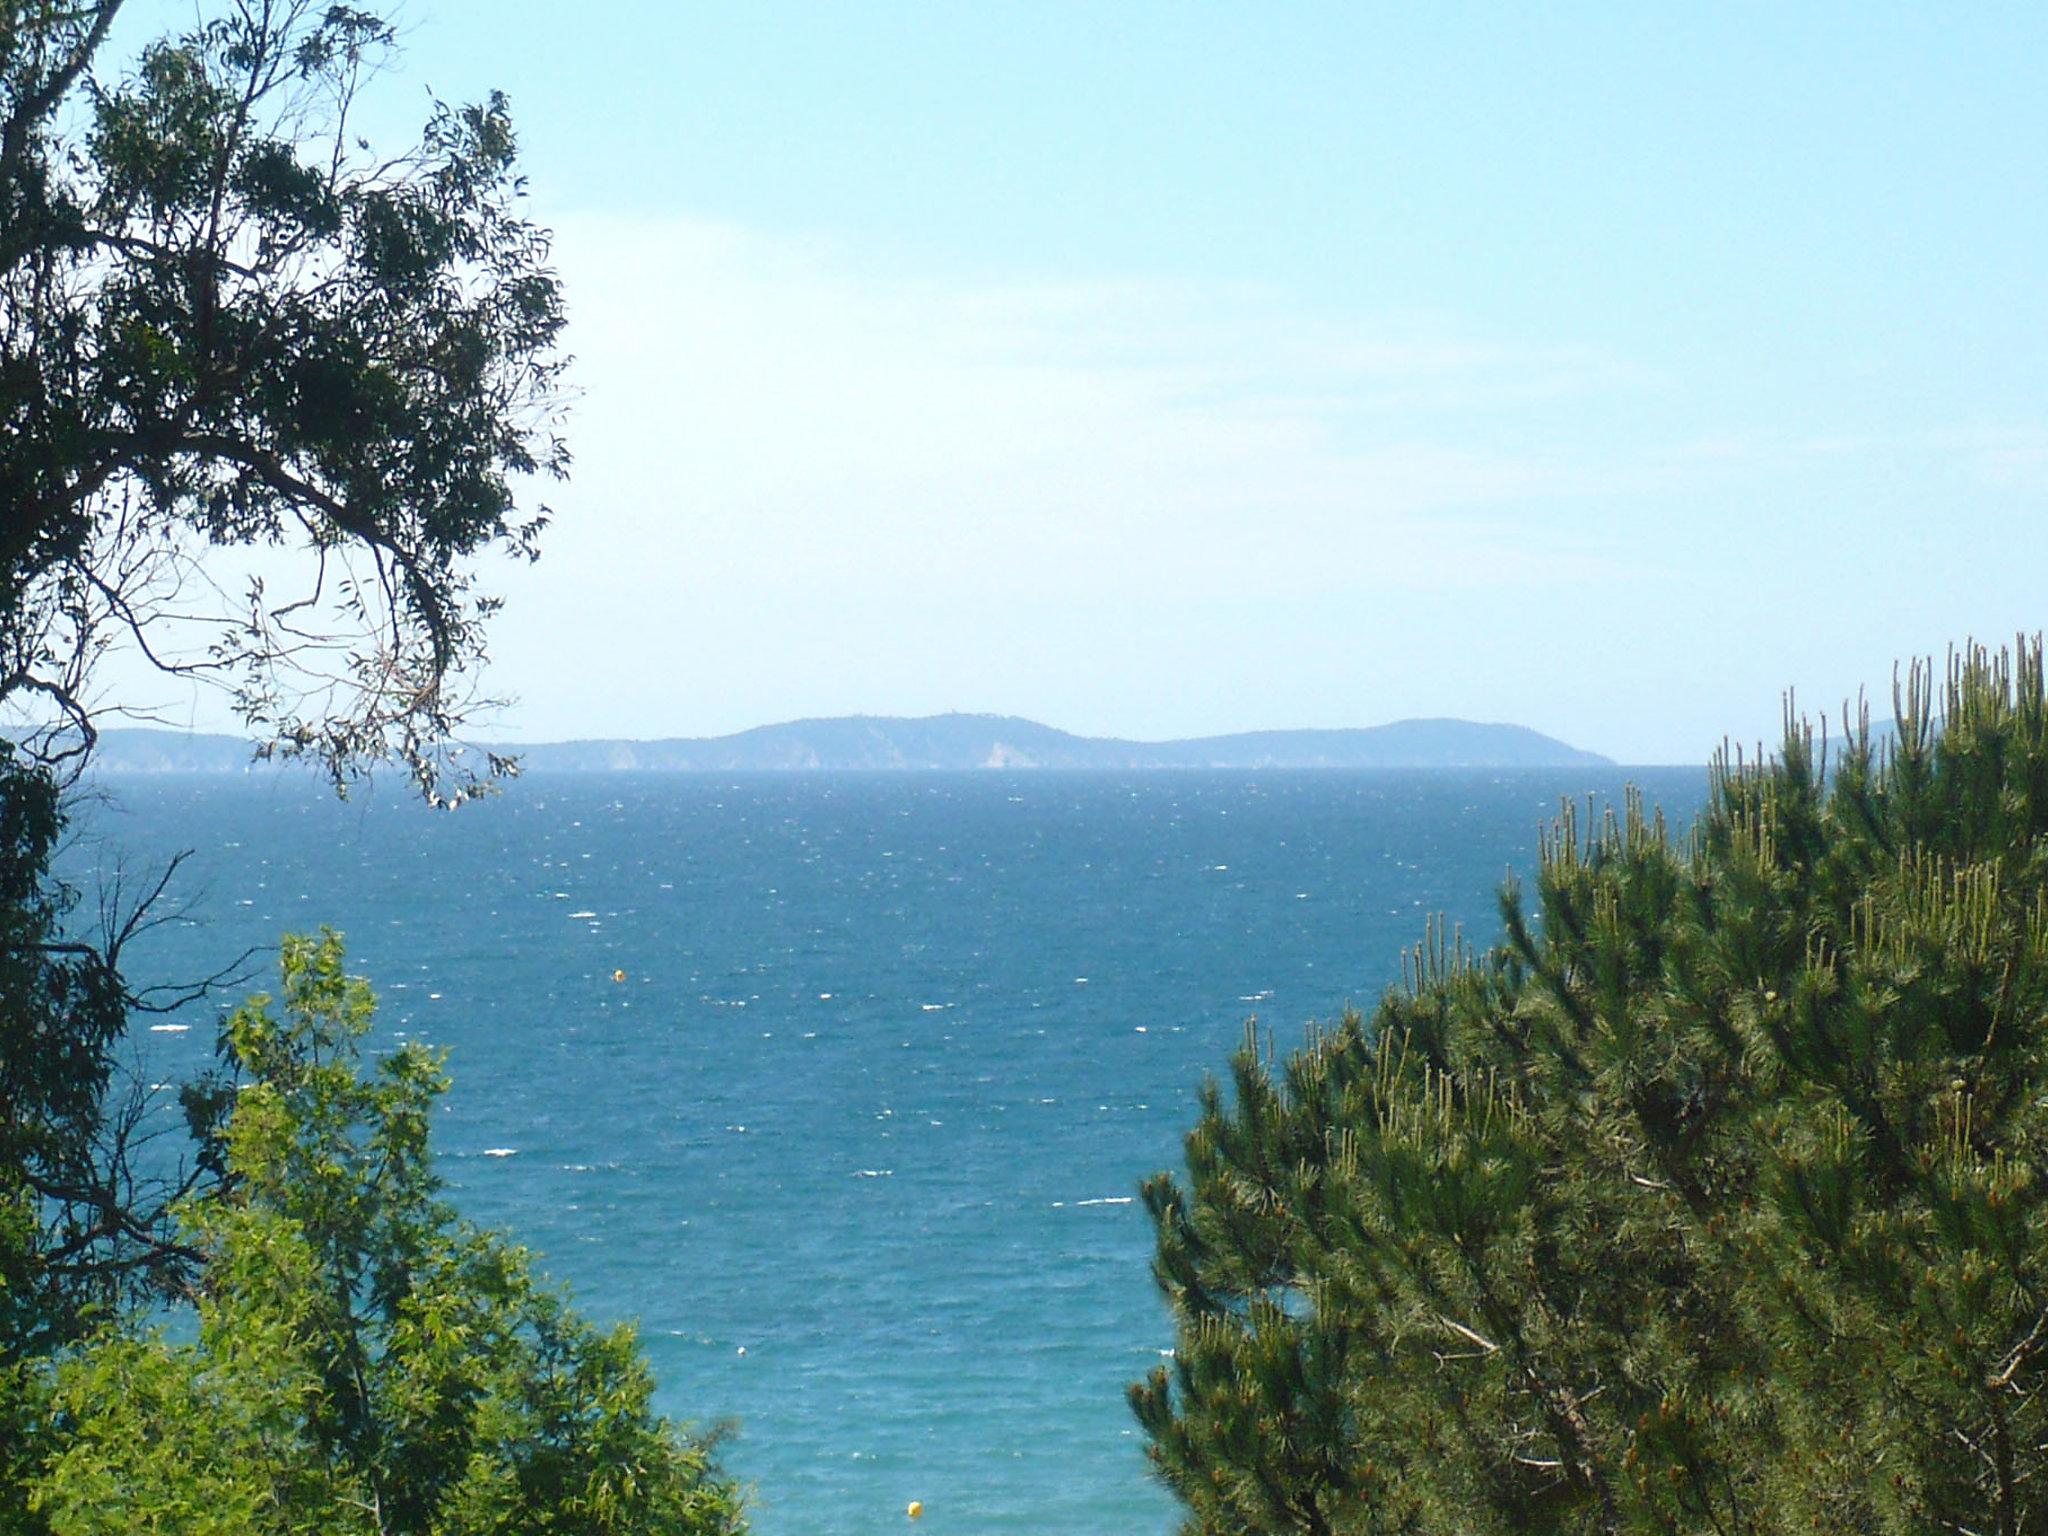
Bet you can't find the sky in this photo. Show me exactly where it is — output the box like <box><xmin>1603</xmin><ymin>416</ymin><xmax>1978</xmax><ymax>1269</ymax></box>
<box><xmin>111</xmin><ymin>3</ymin><xmax>2048</xmax><ymax>762</ymax></box>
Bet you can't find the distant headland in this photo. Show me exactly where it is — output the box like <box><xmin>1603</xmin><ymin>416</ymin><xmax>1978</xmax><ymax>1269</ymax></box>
<box><xmin>82</xmin><ymin>714</ymin><xmax>1613</xmax><ymax>774</ymax></box>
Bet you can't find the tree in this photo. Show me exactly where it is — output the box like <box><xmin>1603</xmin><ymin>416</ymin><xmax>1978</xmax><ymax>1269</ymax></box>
<box><xmin>1</xmin><ymin>0</ymin><xmax>565</xmax><ymax>1369</ymax></box>
<box><xmin>3</xmin><ymin>0</ymin><xmax>566</xmax><ymax>797</ymax></box>
<box><xmin>0</xmin><ymin>7</ymin><xmax>741</xmax><ymax>1530</ymax></box>
<box><xmin>0</xmin><ymin>745</ymin><xmax>239</xmax><ymax>1512</ymax></box>
<box><xmin>31</xmin><ymin>931</ymin><xmax>746</xmax><ymax>1535</ymax></box>
<box><xmin>1135</xmin><ymin>638</ymin><xmax>2048</xmax><ymax>1536</ymax></box>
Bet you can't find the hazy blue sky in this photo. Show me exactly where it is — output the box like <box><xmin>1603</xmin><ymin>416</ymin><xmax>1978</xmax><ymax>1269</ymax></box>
<box><xmin>118</xmin><ymin>4</ymin><xmax>2048</xmax><ymax>762</ymax></box>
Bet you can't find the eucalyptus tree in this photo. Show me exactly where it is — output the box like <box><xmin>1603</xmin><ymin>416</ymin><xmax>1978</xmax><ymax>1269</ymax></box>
<box><xmin>4</xmin><ymin>0</ymin><xmax>567</xmax><ymax>1338</ymax></box>
<box><xmin>0</xmin><ymin>9</ymin><xmax>737</xmax><ymax>1531</ymax></box>
<box><xmin>1137</xmin><ymin>639</ymin><xmax>2048</xmax><ymax>1536</ymax></box>
<box><xmin>3</xmin><ymin>0</ymin><xmax>566</xmax><ymax>794</ymax></box>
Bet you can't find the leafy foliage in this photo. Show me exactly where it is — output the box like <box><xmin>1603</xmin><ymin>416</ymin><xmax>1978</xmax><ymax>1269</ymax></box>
<box><xmin>0</xmin><ymin>3</ymin><xmax>586</xmax><ymax>1517</ymax></box>
<box><xmin>0</xmin><ymin>10</ymin><xmax>730</xmax><ymax>1530</ymax></box>
<box><xmin>32</xmin><ymin>932</ymin><xmax>746</xmax><ymax>1536</ymax></box>
<box><xmin>2</xmin><ymin>0</ymin><xmax>567</xmax><ymax>800</ymax></box>
<box><xmin>0</xmin><ymin>753</ymin><xmax>132</xmax><ymax>1355</ymax></box>
<box><xmin>1136</xmin><ymin>638</ymin><xmax>2048</xmax><ymax>1535</ymax></box>
<box><xmin>0</xmin><ymin>744</ymin><xmax>240</xmax><ymax>1529</ymax></box>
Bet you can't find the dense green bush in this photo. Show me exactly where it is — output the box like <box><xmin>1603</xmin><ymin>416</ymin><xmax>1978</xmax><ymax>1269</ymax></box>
<box><xmin>1137</xmin><ymin>640</ymin><xmax>2048</xmax><ymax>1535</ymax></box>
<box><xmin>31</xmin><ymin>932</ymin><xmax>745</xmax><ymax>1535</ymax></box>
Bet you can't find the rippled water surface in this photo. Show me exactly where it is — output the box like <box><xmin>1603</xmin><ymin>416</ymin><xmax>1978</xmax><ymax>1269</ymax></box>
<box><xmin>88</xmin><ymin>767</ymin><xmax>1704</xmax><ymax>1535</ymax></box>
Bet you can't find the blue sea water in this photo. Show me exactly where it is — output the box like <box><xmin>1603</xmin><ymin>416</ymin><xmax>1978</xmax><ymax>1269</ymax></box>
<box><xmin>83</xmin><ymin>767</ymin><xmax>1704</xmax><ymax>1535</ymax></box>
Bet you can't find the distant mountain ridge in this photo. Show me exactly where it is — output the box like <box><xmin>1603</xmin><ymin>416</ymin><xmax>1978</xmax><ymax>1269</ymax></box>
<box><xmin>82</xmin><ymin>714</ymin><xmax>1612</xmax><ymax>774</ymax></box>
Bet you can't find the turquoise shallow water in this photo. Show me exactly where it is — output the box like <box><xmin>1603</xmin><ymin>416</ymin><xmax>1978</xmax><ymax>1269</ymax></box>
<box><xmin>86</xmin><ymin>767</ymin><xmax>1704</xmax><ymax>1535</ymax></box>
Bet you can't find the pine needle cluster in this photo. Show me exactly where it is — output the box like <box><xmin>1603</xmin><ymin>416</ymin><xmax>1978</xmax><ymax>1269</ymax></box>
<box><xmin>1135</xmin><ymin>639</ymin><xmax>2048</xmax><ymax>1536</ymax></box>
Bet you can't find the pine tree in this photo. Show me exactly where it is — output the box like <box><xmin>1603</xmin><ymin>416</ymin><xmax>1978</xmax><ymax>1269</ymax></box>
<box><xmin>1135</xmin><ymin>637</ymin><xmax>2048</xmax><ymax>1536</ymax></box>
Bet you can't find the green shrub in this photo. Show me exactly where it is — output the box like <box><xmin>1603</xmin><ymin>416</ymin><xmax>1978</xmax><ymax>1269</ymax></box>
<box><xmin>34</xmin><ymin>933</ymin><xmax>746</xmax><ymax>1536</ymax></box>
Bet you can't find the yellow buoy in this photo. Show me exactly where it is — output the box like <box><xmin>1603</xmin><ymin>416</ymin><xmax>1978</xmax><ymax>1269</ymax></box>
<box><xmin>906</xmin><ymin>1502</ymin><xmax>923</xmax><ymax>1520</ymax></box>
<box><xmin>612</xmin><ymin>969</ymin><xmax>627</xmax><ymax>983</ymax></box>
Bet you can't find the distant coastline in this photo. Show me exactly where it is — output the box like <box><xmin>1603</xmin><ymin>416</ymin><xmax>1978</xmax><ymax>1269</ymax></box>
<box><xmin>80</xmin><ymin>713</ymin><xmax>1615</xmax><ymax>774</ymax></box>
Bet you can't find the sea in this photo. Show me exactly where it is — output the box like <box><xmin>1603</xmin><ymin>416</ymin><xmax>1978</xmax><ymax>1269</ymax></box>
<box><xmin>80</xmin><ymin>766</ymin><xmax>1705</xmax><ymax>1536</ymax></box>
